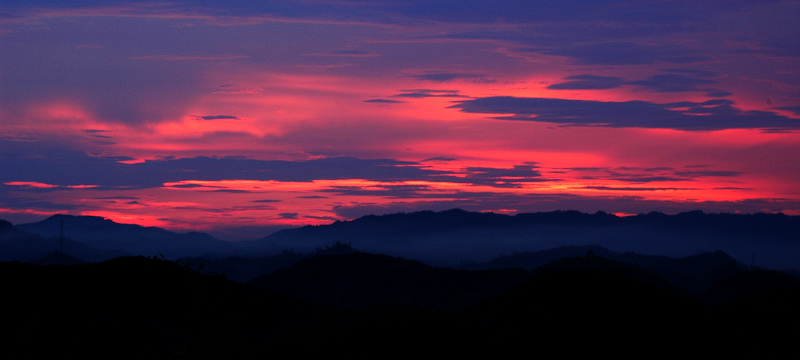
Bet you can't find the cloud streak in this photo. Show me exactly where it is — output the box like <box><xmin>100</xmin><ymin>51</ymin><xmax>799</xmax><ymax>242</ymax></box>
<box><xmin>628</xmin><ymin>73</ymin><xmax>717</xmax><ymax>93</ymax></box>
<box><xmin>547</xmin><ymin>75</ymin><xmax>625</xmax><ymax>90</ymax></box>
<box><xmin>451</xmin><ymin>97</ymin><xmax>800</xmax><ymax>131</ymax></box>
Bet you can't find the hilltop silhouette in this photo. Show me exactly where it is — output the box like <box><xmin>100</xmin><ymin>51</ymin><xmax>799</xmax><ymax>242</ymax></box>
<box><xmin>5</xmin><ymin>209</ymin><xmax>800</xmax><ymax>272</ymax></box>
<box><xmin>0</xmin><ymin>218</ymin><xmax>125</xmax><ymax>262</ymax></box>
<box><xmin>3</xmin><ymin>245</ymin><xmax>799</xmax><ymax>357</ymax></box>
<box><xmin>16</xmin><ymin>214</ymin><xmax>236</xmax><ymax>259</ymax></box>
<box><xmin>249</xmin><ymin>251</ymin><xmax>531</xmax><ymax>310</ymax></box>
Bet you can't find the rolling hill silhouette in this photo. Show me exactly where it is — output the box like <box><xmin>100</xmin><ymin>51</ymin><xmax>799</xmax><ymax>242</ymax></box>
<box><xmin>0</xmin><ymin>218</ymin><xmax>125</xmax><ymax>262</ymax></box>
<box><xmin>2</xmin><ymin>256</ymin><xmax>341</xmax><ymax>358</ymax></box>
<box><xmin>16</xmin><ymin>214</ymin><xmax>235</xmax><ymax>258</ymax></box>
<box><xmin>3</xmin><ymin>247</ymin><xmax>798</xmax><ymax>357</ymax></box>
<box><xmin>7</xmin><ymin>209</ymin><xmax>800</xmax><ymax>274</ymax></box>
<box><xmin>249</xmin><ymin>251</ymin><xmax>531</xmax><ymax>310</ymax></box>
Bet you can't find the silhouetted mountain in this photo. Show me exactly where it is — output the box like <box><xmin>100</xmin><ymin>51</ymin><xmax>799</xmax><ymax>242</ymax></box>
<box><xmin>179</xmin><ymin>242</ymin><xmax>359</xmax><ymax>283</ymax></box>
<box><xmin>29</xmin><ymin>252</ymin><xmax>89</xmax><ymax>266</ymax></box>
<box><xmin>460</xmin><ymin>245</ymin><xmax>747</xmax><ymax>293</ymax></box>
<box><xmin>248</xmin><ymin>209</ymin><xmax>800</xmax><ymax>270</ymax></box>
<box><xmin>2</xmin><ymin>256</ymin><xmax>342</xmax><ymax>358</ymax></box>
<box><xmin>13</xmin><ymin>210</ymin><xmax>800</xmax><ymax>272</ymax></box>
<box><xmin>459</xmin><ymin>244</ymin><xmax>630</xmax><ymax>270</ymax></box>
<box><xmin>17</xmin><ymin>214</ymin><xmax>236</xmax><ymax>258</ymax></box>
<box><xmin>1</xmin><ymin>218</ymin><xmax>126</xmax><ymax>262</ymax></box>
<box><xmin>465</xmin><ymin>256</ymin><xmax>707</xmax><ymax>355</ymax></box>
<box><xmin>0</xmin><ymin>219</ymin><xmax>12</xmax><ymax>231</ymax></box>
<box><xmin>249</xmin><ymin>251</ymin><xmax>531</xmax><ymax>310</ymax></box>
<box><xmin>5</xmin><ymin>249</ymin><xmax>798</xmax><ymax>357</ymax></box>
<box><xmin>180</xmin><ymin>250</ymin><xmax>308</xmax><ymax>283</ymax></box>
<box><xmin>707</xmin><ymin>269</ymin><xmax>800</xmax><ymax>303</ymax></box>
<box><xmin>653</xmin><ymin>250</ymin><xmax>745</xmax><ymax>293</ymax></box>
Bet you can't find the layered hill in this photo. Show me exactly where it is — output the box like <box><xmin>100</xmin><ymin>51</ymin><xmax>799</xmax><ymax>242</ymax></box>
<box><xmin>4</xmin><ymin>249</ymin><xmax>799</xmax><ymax>357</ymax></box>
<box><xmin>7</xmin><ymin>209</ymin><xmax>800</xmax><ymax>271</ymax></box>
<box><xmin>1</xmin><ymin>256</ymin><xmax>339</xmax><ymax>358</ymax></box>
<box><xmin>16</xmin><ymin>214</ymin><xmax>235</xmax><ymax>259</ymax></box>
<box><xmin>249</xmin><ymin>209</ymin><xmax>800</xmax><ymax>270</ymax></box>
<box><xmin>249</xmin><ymin>251</ymin><xmax>531</xmax><ymax>310</ymax></box>
<box><xmin>0</xmin><ymin>218</ymin><xmax>125</xmax><ymax>262</ymax></box>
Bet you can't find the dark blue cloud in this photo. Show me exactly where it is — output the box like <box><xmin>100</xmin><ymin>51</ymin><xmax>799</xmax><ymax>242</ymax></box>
<box><xmin>567</xmin><ymin>166</ymin><xmax>742</xmax><ymax>184</ymax></box>
<box><xmin>674</xmin><ymin>170</ymin><xmax>741</xmax><ymax>177</ymax></box>
<box><xmin>463</xmin><ymin>165</ymin><xmax>550</xmax><ymax>188</ymax></box>
<box><xmin>759</xmin><ymin>38</ymin><xmax>800</xmax><ymax>57</ymax></box>
<box><xmin>547</xmin><ymin>75</ymin><xmax>625</xmax><ymax>90</ymax></box>
<box><xmin>278</xmin><ymin>212</ymin><xmax>298</xmax><ymax>219</ymax></box>
<box><xmin>627</xmin><ymin>73</ymin><xmax>717</xmax><ymax>92</ymax></box>
<box><xmin>200</xmin><ymin>115</ymin><xmax>239</xmax><ymax>120</ymax></box>
<box><xmin>1</xmin><ymin>140</ymin><xmax>561</xmax><ymax>192</ymax></box>
<box><xmin>0</xmin><ymin>140</ymin><xmax>459</xmax><ymax>189</ymax></box>
<box><xmin>543</xmin><ymin>42</ymin><xmax>666</xmax><ymax>65</ymax></box>
<box><xmin>2</xmin><ymin>1</ymin><xmax>715</xmax><ymax>29</ymax></box>
<box><xmin>660</xmin><ymin>68</ymin><xmax>717</xmax><ymax>77</ymax></box>
<box><xmin>777</xmin><ymin>106</ymin><xmax>800</xmax><ymax>116</ymax></box>
<box><xmin>170</xmin><ymin>183</ymin><xmax>206</xmax><ymax>188</ymax></box>
<box><xmin>321</xmin><ymin>184</ymin><xmax>437</xmax><ymax>198</ymax></box>
<box><xmin>450</xmin><ymin>97</ymin><xmax>800</xmax><ymax>131</ymax></box>
<box><xmin>394</xmin><ymin>89</ymin><xmax>468</xmax><ymax>98</ymax></box>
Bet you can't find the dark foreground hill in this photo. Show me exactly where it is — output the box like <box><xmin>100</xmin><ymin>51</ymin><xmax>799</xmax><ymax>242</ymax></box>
<box><xmin>459</xmin><ymin>245</ymin><xmax>745</xmax><ymax>293</ymax></box>
<box><xmin>3</xmin><ymin>251</ymin><xmax>799</xmax><ymax>358</ymax></box>
<box><xmin>249</xmin><ymin>251</ymin><xmax>532</xmax><ymax>310</ymax></box>
<box><xmin>1</xmin><ymin>257</ymin><xmax>342</xmax><ymax>358</ymax></box>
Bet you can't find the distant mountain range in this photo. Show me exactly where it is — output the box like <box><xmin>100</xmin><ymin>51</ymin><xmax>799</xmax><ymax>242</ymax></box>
<box><xmin>14</xmin><ymin>214</ymin><xmax>236</xmax><ymax>259</ymax></box>
<box><xmin>0</xmin><ymin>218</ymin><xmax>126</xmax><ymax>262</ymax></box>
<box><xmin>252</xmin><ymin>209</ymin><xmax>800</xmax><ymax>269</ymax></box>
<box><xmin>4</xmin><ymin>209</ymin><xmax>800</xmax><ymax>270</ymax></box>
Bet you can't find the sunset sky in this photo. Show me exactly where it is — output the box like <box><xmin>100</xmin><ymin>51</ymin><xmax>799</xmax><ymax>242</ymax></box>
<box><xmin>2</xmin><ymin>1</ymin><xmax>799</xmax><ymax>240</ymax></box>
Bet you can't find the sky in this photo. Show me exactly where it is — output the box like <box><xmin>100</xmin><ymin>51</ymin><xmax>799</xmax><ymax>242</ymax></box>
<box><xmin>1</xmin><ymin>1</ymin><xmax>799</xmax><ymax>240</ymax></box>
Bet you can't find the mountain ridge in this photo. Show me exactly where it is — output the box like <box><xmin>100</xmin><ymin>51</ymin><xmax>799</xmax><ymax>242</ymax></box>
<box><xmin>249</xmin><ymin>209</ymin><xmax>800</xmax><ymax>269</ymax></box>
<box><xmin>16</xmin><ymin>214</ymin><xmax>235</xmax><ymax>258</ymax></box>
<box><xmin>7</xmin><ymin>209</ymin><xmax>800</xmax><ymax>270</ymax></box>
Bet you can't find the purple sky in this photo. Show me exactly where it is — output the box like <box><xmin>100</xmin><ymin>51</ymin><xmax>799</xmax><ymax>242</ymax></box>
<box><xmin>1</xmin><ymin>1</ymin><xmax>799</xmax><ymax>239</ymax></box>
